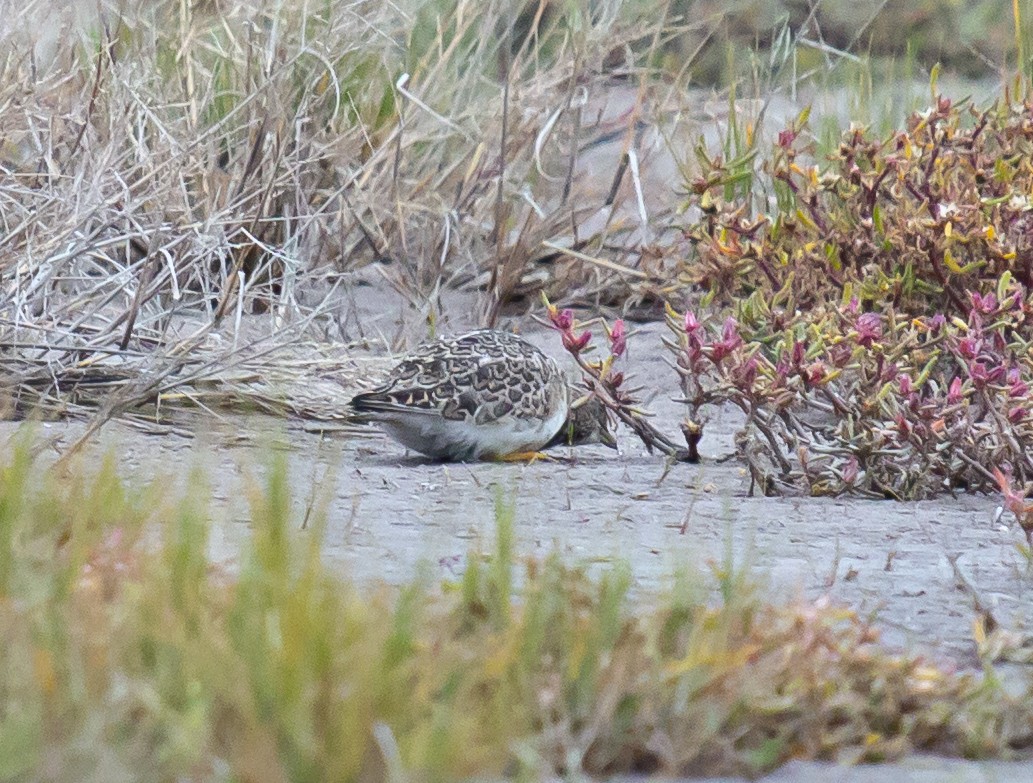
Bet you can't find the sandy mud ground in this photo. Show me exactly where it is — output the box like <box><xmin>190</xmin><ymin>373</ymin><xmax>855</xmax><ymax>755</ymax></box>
<box><xmin>9</xmin><ymin>319</ymin><xmax>1030</xmax><ymax>670</ymax></box>
<box><xmin>10</xmin><ymin>318</ymin><xmax>1033</xmax><ymax>782</ymax></box>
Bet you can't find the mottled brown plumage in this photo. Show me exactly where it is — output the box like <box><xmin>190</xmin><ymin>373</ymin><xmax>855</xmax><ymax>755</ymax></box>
<box><xmin>350</xmin><ymin>330</ymin><xmax>616</xmax><ymax>460</ymax></box>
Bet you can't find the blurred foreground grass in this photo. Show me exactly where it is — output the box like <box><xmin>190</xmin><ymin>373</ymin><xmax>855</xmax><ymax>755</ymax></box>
<box><xmin>1</xmin><ymin>433</ymin><xmax>1032</xmax><ymax>782</ymax></box>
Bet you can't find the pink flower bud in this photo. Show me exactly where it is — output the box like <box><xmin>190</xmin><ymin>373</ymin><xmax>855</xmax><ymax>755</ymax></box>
<box><xmin>552</xmin><ymin>308</ymin><xmax>574</xmax><ymax>331</ymax></box>
<box><xmin>969</xmin><ymin>361</ymin><xmax>989</xmax><ymax>386</ymax></box>
<box><xmin>684</xmin><ymin>311</ymin><xmax>701</xmax><ymax>334</ymax></box>
<box><xmin>805</xmin><ymin>361</ymin><xmax>827</xmax><ymax>386</ymax></box>
<box><xmin>609</xmin><ymin>319</ymin><xmax>626</xmax><ymax>357</ymax></box>
<box><xmin>791</xmin><ymin>340</ymin><xmax>806</xmax><ymax>366</ymax></box>
<box><xmin>854</xmin><ymin>312</ymin><xmax>882</xmax><ymax>348</ymax></box>
<box><xmin>722</xmin><ymin>317</ymin><xmax>740</xmax><ymax>344</ymax></box>
<box><xmin>737</xmin><ymin>356</ymin><xmax>759</xmax><ymax>387</ymax></box>
<box><xmin>842</xmin><ymin>456</ymin><xmax>859</xmax><ymax>485</ymax></box>
<box><xmin>957</xmin><ymin>337</ymin><xmax>981</xmax><ymax>359</ymax></box>
<box><xmin>895</xmin><ymin>413</ymin><xmax>911</xmax><ymax>438</ymax></box>
<box><xmin>947</xmin><ymin>377</ymin><xmax>964</xmax><ymax>404</ymax></box>
<box><xmin>969</xmin><ymin>291</ymin><xmax>997</xmax><ymax>314</ymax></box>
<box><xmin>561</xmin><ymin>329</ymin><xmax>591</xmax><ymax>353</ymax></box>
<box><xmin>710</xmin><ymin>317</ymin><xmax>743</xmax><ymax>363</ymax></box>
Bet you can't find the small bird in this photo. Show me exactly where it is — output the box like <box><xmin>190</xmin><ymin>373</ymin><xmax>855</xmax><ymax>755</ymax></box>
<box><xmin>349</xmin><ymin>329</ymin><xmax>617</xmax><ymax>461</ymax></box>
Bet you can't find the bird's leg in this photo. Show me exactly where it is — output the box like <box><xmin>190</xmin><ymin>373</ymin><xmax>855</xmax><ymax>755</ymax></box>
<box><xmin>496</xmin><ymin>451</ymin><xmax>555</xmax><ymax>464</ymax></box>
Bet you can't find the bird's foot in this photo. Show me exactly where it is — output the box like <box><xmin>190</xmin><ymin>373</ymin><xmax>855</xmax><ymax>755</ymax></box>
<box><xmin>497</xmin><ymin>450</ymin><xmax>555</xmax><ymax>464</ymax></box>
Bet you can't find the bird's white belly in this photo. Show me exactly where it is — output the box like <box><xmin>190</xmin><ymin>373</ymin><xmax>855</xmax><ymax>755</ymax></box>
<box><xmin>380</xmin><ymin>405</ymin><xmax>567</xmax><ymax>460</ymax></box>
